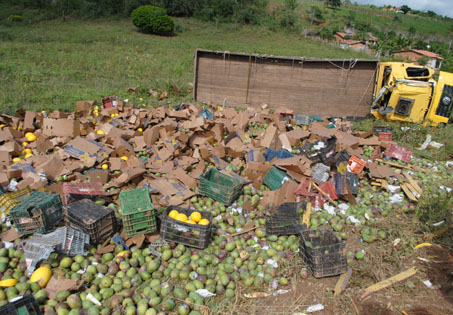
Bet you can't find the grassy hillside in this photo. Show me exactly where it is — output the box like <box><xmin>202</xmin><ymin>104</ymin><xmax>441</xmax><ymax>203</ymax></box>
<box><xmin>290</xmin><ymin>0</ymin><xmax>453</xmax><ymax>39</ymax></box>
<box><xmin>0</xmin><ymin>18</ymin><xmax>370</xmax><ymax>114</ymax></box>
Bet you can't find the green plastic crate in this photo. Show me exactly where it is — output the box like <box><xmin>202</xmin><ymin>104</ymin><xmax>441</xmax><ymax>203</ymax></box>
<box><xmin>199</xmin><ymin>168</ymin><xmax>243</xmax><ymax>205</ymax></box>
<box><xmin>263</xmin><ymin>167</ymin><xmax>290</xmax><ymax>191</ymax></box>
<box><xmin>123</xmin><ymin>215</ymin><xmax>156</xmax><ymax>237</ymax></box>
<box><xmin>120</xmin><ymin>187</ymin><xmax>156</xmax><ymax>237</ymax></box>
<box><xmin>10</xmin><ymin>191</ymin><xmax>62</xmax><ymax>235</ymax></box>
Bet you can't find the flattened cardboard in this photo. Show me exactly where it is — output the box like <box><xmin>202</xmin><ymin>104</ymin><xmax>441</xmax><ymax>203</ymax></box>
<box><xmin>87</xmin><ymin>170</ymin><xmax>109</xmax><ymax>184</ymax></box>
<box><xmin>260</xmin><ymin>125</ymin><xmax>277</xmax><ymax>148</ymax></box>
<box><xmin>24</xmin><ymin>111</ymin><xmax>36</xmax><ymax>130</ymax></box>
<box><xmin>45</xmin><ymin>275</ymin><xmax>84</xmax><ymax>300</ymax></box>
<box><xmin>42</xmin><ymin>118</ymin><xmax>80</xmax><ymax>137</ymax></box>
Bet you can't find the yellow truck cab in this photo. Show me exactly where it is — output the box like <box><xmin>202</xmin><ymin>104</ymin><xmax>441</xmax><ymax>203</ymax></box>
<box><xmin>371</xmin><ymin>62</ymin><xmax>453</xmax><ymax>126</ymax></box>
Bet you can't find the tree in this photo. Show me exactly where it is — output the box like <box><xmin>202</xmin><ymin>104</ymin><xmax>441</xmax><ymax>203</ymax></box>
<box><xmin>325</xmin><ymin>0</ymin><xmax>341</xmax><ymax>9</ymax></box>
<box><xmin>400</xmin><ymin>5</ymin><xmax>410</xmax><ymax>14</ymax></box>
<box><xmin>408</xmin><ymin>26</ymin><xmax>416</xmax><ymax>37</ymax></box>
<box><xmin>417</xmin><ymin>56</ymin><xmax>429</xmax><ymax>66</ymax></box>
<box><xmin>307</xmin><ymin>5</ymin><xmax>324</xmax><ymax>25</ymax></box>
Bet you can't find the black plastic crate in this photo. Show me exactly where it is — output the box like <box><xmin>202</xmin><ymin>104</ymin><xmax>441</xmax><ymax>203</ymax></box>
<box><xmin>373</xmin><ymin>126</ymin><xmax>393</xmax><ymax>135</ymax></box>
<box><xmin>10</xmin><ymin>191</ymin><xmax>62</xmax><ymax>235</ymax></box>
<box><xmin>265</xmin><ymin>202</ymin><xmax>306</xmax><ymax>235</ymax></box>
<box><xmin>319</xmin><ymin>137</ymin><xmax>337</xmax><ymax>164</ymax></box>
<box><xmin>63</xmin><ymin>199</ymin><xmax>116</xmax><ymax>244</ymax></box>
<box><xmin>335</xmin><ymin>172</ymin><xmax>359</xmax><ymax>195</ymax></box>
<box><xmin>160</xmin><ymin>207</ymin><xmax>212</xmax><ymax>249</ymax></box>
<box><xmin>334</xmin><ymin>150</ymin><xmax>350</xmax><ymax>163</ymax></box>
<box><xmin>0</xmin><ymin>295</ymin><xmax>42</xmax><ymax>315</ymax></box>
<box><xmin>299</xmin><ymin>230</ymin><xmax>347</xmax><ymax>278</ymax></box>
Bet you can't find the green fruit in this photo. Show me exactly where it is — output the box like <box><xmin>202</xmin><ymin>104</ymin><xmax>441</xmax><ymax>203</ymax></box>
<box><xmin>66</xmin><ymin>294</ymin><xmax>82</xmax><ymax>309</ymax></box>
<box><xmin>355</xmin><ymin>251</ymin><xmax>365</xmax><ymax>260</ymax></box>
<box><xmin>96</xmin><ymin>263</ymin><xmax>108</xmax><ymax>274</ymax></box>
<box><xmin>60</xmin><ymin>257</ymin><xmax>72</xmax><ymax>269</ymax></box>
<box><xmin>161</xmin><ymin>298</ymin><xmax>176</xmax><ymax>312</ymax></box>
<box><xmin>56</xmin><ymin>290</ymin><xmax>71</xmax><ymax>302</ymax></box>
<box><xmin>16</xmin><ymin>282</ymin><xmax>30</xmax><ymax>293</ymax></box>
<box><xmin>174</xmin><ymin>287</ymin><xmax>187</xmax><ymax>300</ymax></box>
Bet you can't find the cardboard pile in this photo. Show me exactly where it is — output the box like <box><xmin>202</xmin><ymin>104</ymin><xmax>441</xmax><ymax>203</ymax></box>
<box><xmin>0</xmin><ymin>102</ymin><xmax>421</xmax><ymax>217</ymax></box>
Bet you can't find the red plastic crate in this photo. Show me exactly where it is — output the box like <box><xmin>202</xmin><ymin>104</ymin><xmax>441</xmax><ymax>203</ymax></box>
<box><xmin>295</xmin><ymin>178</ymin><xmax>317</xmax><ymax>197</ymax></box>
<box><xmin>385</xmin><ymin>143</ymin><xmax>412</xmax><ymax>163</ymax></box>
<box><xmin>62</xmin><ymin>182</ymin><xmax>105</xmax><ymax>205</ymax></box>
<box><xmin>347</xmin><ymin>155</ymin><xmax>366</xmax><ymax>174</ymax></box>
<box><xmin>102</xmin><ymin>97</ymin><xmax>113</xmax><ymax>109</ymax></box>
<box><xmin>318</xmin><ymin>181</ymin><xmax>338</xmax><ymax>200</ymax></box>
<box><xmin>378</xmin><ymin>132</ymin><xmax>393</xmax><ymax>141</ymax></box>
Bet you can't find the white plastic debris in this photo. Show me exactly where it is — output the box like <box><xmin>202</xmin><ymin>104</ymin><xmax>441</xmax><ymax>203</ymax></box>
<box><xmin>87</xmin><ymin>293</ymin><xmax>102</xmax><ymax>306</ymax></box>
<box><xmin>389</xmin><ymin>194</ymin><xmax>403</xmax><ymax>203</ymax></box>
<box><xmin>388</xmin><ymin>185</ymin><xmax>400</xmax><ymax>193</ymax></box>
<box><xmin>439</xmin><ymin>186</ymin><xmax>452</xmax><ymax>193</ymax></box>
<box><xmin>346</xmin><ymin>216</ymin><xmax>360</xmax><ymax>224</ymax></box>
<box><xmin>272</xmin><ymin>289</ymin><xmax>289</xmax><ymax>296</ymax></box>
<box><xmin>266</xmin><ymin>259</ymin><xmax>278</xmax><ymax>268</ymax></box>
<box><xmin>338</xmin><ymin>203</ymin><xmax>349</xmax><ymax>211</ymax></box>
<box><xmin>432</xmin><ymin>220</ymin><xmax>445</xmax><ymax>227</ymax></box>
<box><xmin>323</xmin><ymin>204</ymin><xmax>336</xmax><ymax>215</ymax></box>
<box><xmin>418</xmin><ymin>134</ymin><xmax>432</xmax><ymax>150</ymax></box>
<box><xmin>7</xmin><ymin>180</ymin><xmax>18</xmax><ymax>191</ymax></box>
<box><xmin>306</xmin><ymin>304</ymin><xmax>324</xmax><ymax>312</ymax></box>
<box><xmin>313</xmin><ymin>142</ymin><xmax>326</xmax><ymax>150</ymax></box>
<box><xmin>271</xmin><ymin>279</ymin><xmax>278</xmax><ymax>289</ymax></box>
<box><xmin>423</xmin><ymin>280</ymin><xmax>433</xmax><ymax>288</ymax></box>
<box><xmin>3</xmin><ymin>242</ymin><xmax>14</xmax><ymax>249</ymax></box>
<box><xmin>196</xmin><ymin>289</ymin><xmax>216</xmax><ymax>298</ymax></box>
<box><xmin>446</xmin><ymin>161</ymin><xmax>453</xmax><ymax>167</ymax></box>
<box><xmin>401</xmin><ymin>127</ymin><xmax>411</xmax><ymax>131</ymax></box>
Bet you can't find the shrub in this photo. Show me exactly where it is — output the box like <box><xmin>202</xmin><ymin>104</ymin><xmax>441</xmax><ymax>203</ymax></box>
<box><xmin>131</xmin><ymin>5</ymin><xmax>174</xmax><ymax>35</ymax></box>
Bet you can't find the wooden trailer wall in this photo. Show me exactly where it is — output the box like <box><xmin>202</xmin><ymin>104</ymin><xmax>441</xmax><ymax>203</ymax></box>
<box><xmin>194</xmin><ymin>49</ymin><xmax>378</xmax><ymax>117</ymax></box>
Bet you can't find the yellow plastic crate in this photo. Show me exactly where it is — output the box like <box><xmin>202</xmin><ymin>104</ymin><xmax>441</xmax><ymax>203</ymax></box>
<box><xmin>0</xmin><ymin>194</ymin><xmax>19</xmax><ymax>216</ymax></box>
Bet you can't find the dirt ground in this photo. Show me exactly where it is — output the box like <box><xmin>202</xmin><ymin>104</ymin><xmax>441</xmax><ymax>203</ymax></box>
<box><xmin>221</xmin><ymin>243</ymin><xmax>453</xmax><ymax>315</ymax></box>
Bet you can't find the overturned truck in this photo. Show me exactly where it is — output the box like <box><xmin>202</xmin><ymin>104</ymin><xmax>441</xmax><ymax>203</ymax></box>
<box><xmin>194</xmin><ymin>49</ymin><xmax>453</xmax><ymax>126</ymax></box>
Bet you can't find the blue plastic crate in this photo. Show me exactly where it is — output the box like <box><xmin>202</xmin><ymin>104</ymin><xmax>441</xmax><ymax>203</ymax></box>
<box><xmin>264</xmin><ymin>148</ymin><xmax>293</xmax><ymax>162</ymax></box>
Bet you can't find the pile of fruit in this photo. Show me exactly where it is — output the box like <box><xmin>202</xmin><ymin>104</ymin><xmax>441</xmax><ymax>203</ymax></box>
<box><xmin>168</xmin><ymin>210</ymin><xmax>209</xmax><ymax>226</ymax></box>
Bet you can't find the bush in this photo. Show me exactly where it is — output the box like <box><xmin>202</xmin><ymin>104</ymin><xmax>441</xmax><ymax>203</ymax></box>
<box><xmin>131</xmin><ymin>5</ymin><xmax>174</xmax><ymax>35</ymax></box>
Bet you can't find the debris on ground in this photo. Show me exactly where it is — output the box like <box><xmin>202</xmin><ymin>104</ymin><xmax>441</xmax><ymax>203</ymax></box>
<box><xmin>0</xmin><ymin>100</ymin><xmax>451</xmax><ymax>314</ymax></box>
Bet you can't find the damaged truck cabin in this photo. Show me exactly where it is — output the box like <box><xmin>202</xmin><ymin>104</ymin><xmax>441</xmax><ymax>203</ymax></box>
<box><xmin>371</xmin><ymin>62</ymin><xmax>453</xmax><ymax>126</ymax></box>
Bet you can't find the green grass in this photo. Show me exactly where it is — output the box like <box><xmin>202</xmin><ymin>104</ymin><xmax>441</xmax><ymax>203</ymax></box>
<box><xmin>0</xmin><ymin>17</ymin><xmax>372</xmax><ymax>114</ymax></box>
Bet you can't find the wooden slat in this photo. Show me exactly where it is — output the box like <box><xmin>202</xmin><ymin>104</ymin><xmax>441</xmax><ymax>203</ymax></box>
<box><xmin>401</xmin><ymin>183</ymin><xmax>418</xmax><ymax>201</ymax></box>
<box><xmin>403</xmin><ymin>172</ymin><xmax>422</xmax><ymax>195</ymax></box>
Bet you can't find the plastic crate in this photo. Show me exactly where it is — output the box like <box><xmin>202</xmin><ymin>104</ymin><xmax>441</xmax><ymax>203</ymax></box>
<box><xmin>63</xmin><ymin>199</ymin><xmax>116</xmax><ymax>244</ymax></box>
<box><xmin>263</xmin><ymin>148</ymin><xmax>293</xmax><ymax>162</ymax></box>
<box><xmin>199</xmin><ymin>168</ymin><xmax>243</xmax><ymax>205</ymax></box>
<box><xmin>373</xmin><ymin>126</ymin><xmax>393</xmax><ymax>135</ymax></box>
<box><xmin>294</xmin><ymin>114</ymin><xmax>312</xmax><ymax>126</ymax></box>
<box><xmin>385</xmin><ymin>143</ymin><xmax>412</xmax><ymax>163</ymax></box>
<box><xmin>120</xmin><ymin>187</ymin><xmax>154</xmax><ymax>221</ymax></box>
<box><xmin>123</xmin><ymin>213</ymin><xmax>156</xmax><ymax>237</ymax></box>
<box><xmin>347</xmin><ymin>155</ymin><xmax>366</xmax><ymax>174</ymax></box>
<box><xmin>0</xmin><ymin>193</ymin><xmax>19</xmax><ymax>216</ymax></box>
<box><xmin>10</xmin><ymin>191</ymin><xmax>62</xmax><ymax>235</ymax></box>
<box><xmin>0</xmin><ymin>295</ymin><xmax>42</xmax><ymax>315</ymax></box>
<box><xmin>312</xmin><ymin>163</ymin><xmax>330</xmax><ymax>184</ymax></box>
<box><xmin>378</xmin><ymin>132</ymin><xmax>392</xmax><ymax>142</ymax></box>
<box><xmin>9</xmin><ymin>187</ymin><xmax>32</xmax><ymax>202</ymax></box>
<box><xmin>335</xmin><ymin>172</ymin><xmax>359</xmax><ymax>195</ymax></box>
<box><xmin>160</xmin><ymin>207</ymin><xmax>212</xmax><ymax>249</ymax></box>
<box><xmin>318</xmin><ymin>181</ymin><xmax>338</xmax><ymax>200</ymax></box>
<box><xmin>263</xmin><ymin>167</ymin><xmax>290</xmax><ymax>191</ymax></box>
<box><xmin>27</xmin><ymin>227</ymin><xmax>89</xmax><ymax>256</ymax></box>
<box><xmin>61</xmin><ymin>182</ymin><xmax>105</xmax><ymax>205</ymax></box>
<box><xmin>0</xmin><ymin>186</ymin><xmax>4</xmax><ymax>195</ymax></box>
<box><xmin>319</xmin><ymin>138</ymin><xmax>337</xmax><ymax>164</ymax></box>
<box><xmin>265</xmin><ymin>202</ymin><xmax>306</xmax><ymax>235</ymax></box>
<box><xmin>23</xmin><ymin>242</ymin><xmax>53</xmax><ymax>274</ymax></box>
<box><xmin>299</xmin><ymin>230</ymin><xmax>347</xmax><ymax>278</ymax></box>
<box><xmin>334</xmin><ymin>150</ymin><xmax>350</xmax><ymax>163</ymax></box>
